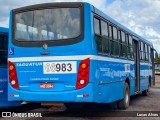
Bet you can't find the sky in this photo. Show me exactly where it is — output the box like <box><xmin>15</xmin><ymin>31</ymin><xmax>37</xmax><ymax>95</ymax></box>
<box><xmin>1</xmin><ymin>0</ymin><xmax>160</xmax><ymax>53</ymax></box>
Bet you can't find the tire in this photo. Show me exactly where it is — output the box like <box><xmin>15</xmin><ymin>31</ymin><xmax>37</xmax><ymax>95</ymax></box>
<box><xmin>142</xmin><ymin>83</ymin><xmax>150</xmax><ymax>96</ymax></box>
<box><xmin>65</xmin><ymin>102</ymin><xmax>85</xmax><ymax>111</ymax></box>
<box><xmin>117</xmin><ymin>83</ymin><xmax>130</xmax><ymax>109</ymax></box>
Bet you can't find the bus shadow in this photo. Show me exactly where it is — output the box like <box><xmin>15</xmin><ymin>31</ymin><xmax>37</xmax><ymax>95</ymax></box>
<box><xmin>130</xmin><ymin>94</ymin><xmax>144</xmax><ymax>105</ymax></box>
<box><xmin>42</xmin><ymin>94</ymin><xmax>152</xmax><ymax>117</ymax></box>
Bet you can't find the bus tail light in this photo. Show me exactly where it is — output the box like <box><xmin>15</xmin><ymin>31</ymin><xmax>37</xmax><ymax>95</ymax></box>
<box><xmin>76</xmin><ymin>58</ymin><xmax>90</xmax><ymax>89</ymax></box>
<box><xmin>9</xmin><ymin>61</ymin><xmax>19</xmax><ymax>89</ymax></box>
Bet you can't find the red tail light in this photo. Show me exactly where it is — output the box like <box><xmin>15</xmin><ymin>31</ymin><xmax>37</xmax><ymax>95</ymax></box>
<box><xmin>9</xmin><ymin>61</ymin><xmax>19</xmax><ymax>89</ymax></box>
<box><xmin>76</xmin><ymin>58</ymin><xmax>90</xmax><ymax>89</ymax></box>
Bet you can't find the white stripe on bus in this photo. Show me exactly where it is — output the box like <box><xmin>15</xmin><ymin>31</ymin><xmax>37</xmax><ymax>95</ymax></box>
<box><xmin>8</xmin><ymin>55</ymin><xmax>151</xmax><ymax>65</ymax></box>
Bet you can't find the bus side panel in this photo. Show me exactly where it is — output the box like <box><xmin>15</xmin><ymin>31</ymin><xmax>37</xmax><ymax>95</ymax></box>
<box><xmin>0</xmin><ymin>88</ymin><xmax>20</xmax><ymax>107</ymax></box>
<box><xmin>0</xmin><ymin>68</ymin><xmax>8</xmax><ymax>106</ymax></box>
<box><xmin>95</xmin><ymin>82</ymin><xmax>125</xmax><ymax>103</ymax></box>
<box><xmin>93</xmin><ymin>58</ymin><xmax>135</xmax><ymax>103</ymax></box>
<box><xmin>0</xmin><ymin>68</ymin><xmax>20</xmax><ymax>106</ymax></box>
<box><xmin>130</xmin><ymin>78</ymin><xmax>136</xmax><ymax>95</ymax></box>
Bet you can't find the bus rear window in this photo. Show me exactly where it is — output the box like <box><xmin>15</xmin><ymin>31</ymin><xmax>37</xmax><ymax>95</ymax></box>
<box><xmin>14</xmin><ymin>8</ymin><xmax>81</xmax><ymax>41</ymax></box>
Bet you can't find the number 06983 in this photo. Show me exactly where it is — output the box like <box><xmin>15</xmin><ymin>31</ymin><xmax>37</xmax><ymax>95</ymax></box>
<box><xmin>43</xmin><ymin>61</ymin><xmax>77</xmax><ymax>74</ymax></box>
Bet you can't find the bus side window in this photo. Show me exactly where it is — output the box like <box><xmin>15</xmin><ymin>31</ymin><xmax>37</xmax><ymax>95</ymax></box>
<box><xmin>126</xmin><ymin>34</ymin><xmax>129</xmax><ymax>58</ymax></box>
<box><xmin>3</xmin><ymin>35</ymin><xmax>8</xmax><ymax>50</ymax></box>
<box><xmin>113</xmin><ymin>26</ymin><xmax>119</xmax><ymax>56</ymax></box>
<box><xmin>109</xmin><ymin>25</ymin><xmax>114</xmax><ymax>55</ymax></box>
<box><xmin>0</xmin><ymin>34</ymin><xmax>8</xmax><ymax>67</ymax></box>
<box><xmin>120</xmin><ymin>31</ymin><xmax>127</xmax><ymax>58</ymax></box>
<box><xmin>148</xmin><ymin>46</ymin><xmax>151</xmax><ymax>63</ymax></box>
<box><xmin>140</xmin><ymin>42</ymin><xmax>144</xmax><ymax>61</ymax></box>
<box><xmin>118</xmin><ymin>30</ymin><xmax>121</xmax><ymax>56</ymax></box>
<box><xmin>126</xmin><ymin>34</ymin><xmax>129</xmax><ymax>45</ymax></box>
<box><xmin>142</xmin><ymin>42</ymin><xmax>145</xmax><ymax>61</ymax></box>
<box><xmin>128</xmin><ymin>35</ymin><xmax>134</xmax><ymax>59</ymax></box>
<box><xmin>145</xmin><ymin>44</ymin><xmax>148</xmax><ymax>61</ymax></box>
<box><xmin>94</xmin><ymin>18</ymin><xmax>100</xmax><ymax>35</ymax></box>
<box><xmin>118</xmin><ymin>30</ymin><xmax>121</xmax><ymax>40</ymax></box>
<box><xmin>94</xmin><ymin>18</ymin><xmax>102</xmax><ymax>53</ymax></box>
<box><xmin>109</xmin><ymin>25</ymin><xmax>112</xmax><ymax>38</ymax></box>
<box><xmin>143</xmin><ymin>43</ymin><xmax>146</xmax><ymax>61</ymax></box>
<box><xmin>139</xmin><ymin>43</ymin><xmax>141</xmax><ymax>60</ymax></box>
<box><xmin>101</xmin><ymin>20</ymin><xmax>109</xmax><ymax>54</ymax></box>
<box><xmin>101</xmin><ymin>20</ymin><xmax>108</xmax><ymax>36</ymax></box>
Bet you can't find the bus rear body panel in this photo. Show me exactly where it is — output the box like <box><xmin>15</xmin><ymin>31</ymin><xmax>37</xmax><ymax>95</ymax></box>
<box><xmin>8</xmin><ymin>3</ymin><xmax>96</xmax><ymax>102</ymax></box>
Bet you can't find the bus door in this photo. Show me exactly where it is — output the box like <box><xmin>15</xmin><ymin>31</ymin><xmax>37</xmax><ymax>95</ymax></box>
<box><xmin>151</xmin><ymin>48</ymin><xmax>157</xmax><ymax>86</ymax></box>
<box><xmin>133</xmin><ymin>39</ymin><xmax>140</xmax><ymax>92</ymax></box>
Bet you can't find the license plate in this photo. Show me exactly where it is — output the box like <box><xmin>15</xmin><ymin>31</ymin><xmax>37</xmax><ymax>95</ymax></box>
<box><xmin>43</xmin><ymin>61</ymin><xmax>77</xmax><ymax>74</ymax></box>
<box><xmin>40</xmin><ymin>83</ymin><xmax>54</xmax><ymax>88</ymax></box>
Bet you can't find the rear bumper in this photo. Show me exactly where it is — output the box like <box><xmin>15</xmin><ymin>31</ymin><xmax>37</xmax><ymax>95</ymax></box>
<box><xmin>8</xmin><ymin>83</ymin><xmax>93</xmax><ymax>102</ymax></box>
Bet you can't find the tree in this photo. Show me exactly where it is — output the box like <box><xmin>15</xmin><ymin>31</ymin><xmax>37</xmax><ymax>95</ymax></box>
<box><xmin>155</xmin><ymin>56</ymin><xmax>160</xmax><ymax>63</ymax></box>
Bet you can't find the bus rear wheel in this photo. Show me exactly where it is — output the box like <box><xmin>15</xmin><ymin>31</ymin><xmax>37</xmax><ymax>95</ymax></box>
<box><xmin>117</xmin><ymin>83</ymin><xmax>130</xmax><ymax>109</ymax></box>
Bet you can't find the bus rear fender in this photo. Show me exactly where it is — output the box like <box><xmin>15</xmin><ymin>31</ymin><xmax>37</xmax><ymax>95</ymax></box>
<box><xmin>125</xmin><ymin>77</ymin><xmax>130</xmax><ymax>88</ymax></box>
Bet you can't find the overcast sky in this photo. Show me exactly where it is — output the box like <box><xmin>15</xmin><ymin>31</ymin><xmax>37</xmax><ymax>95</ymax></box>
<box><xmin>1</xmin><ymin>0</ymin><xmax>160</xmax><ymax>53</ymax></box>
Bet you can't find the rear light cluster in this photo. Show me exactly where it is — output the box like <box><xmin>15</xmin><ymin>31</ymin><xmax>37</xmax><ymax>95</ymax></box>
<box><xmin>76</xmin><ymin>58</ymin><xmax>90</xmax><ymax>89</ymax></box>
<box><xmin>9</xmin><ymin>61</ymin><xmax>19</xmax><ymax>89</ymax></box>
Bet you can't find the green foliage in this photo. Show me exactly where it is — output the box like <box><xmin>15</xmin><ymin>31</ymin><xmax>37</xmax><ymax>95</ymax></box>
<box><xmin>155</xmin><ymin>56</ymin><xmax>160</xmax><ymax>62</ymax></box>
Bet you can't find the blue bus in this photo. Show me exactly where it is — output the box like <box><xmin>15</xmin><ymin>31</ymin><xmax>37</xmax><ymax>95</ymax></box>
<box><xmin>0</xmin><ymin>27</ymin><xmax>20</xmax><ymax>107</ymax></box>
<box><xmin>8</xmin><ymin>2</ymin><xmax>155</xmax><ymax>109</ymax></box>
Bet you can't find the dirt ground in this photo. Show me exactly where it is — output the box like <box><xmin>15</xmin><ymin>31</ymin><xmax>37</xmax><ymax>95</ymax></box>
<box><xmin>126</xmin><ymin>75</ymin><xmax>160</xmax><ymax>111</ymax></box>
